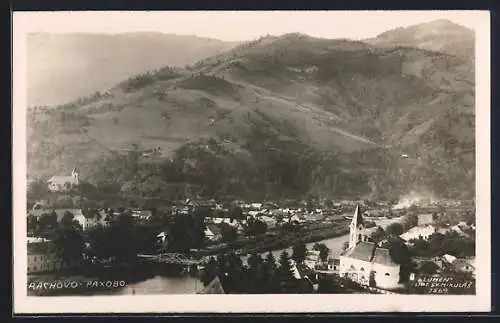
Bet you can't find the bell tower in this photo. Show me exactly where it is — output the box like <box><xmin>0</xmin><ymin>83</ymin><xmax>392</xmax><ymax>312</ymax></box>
<box><xmin>71</xmin><ymin>168</ymin><xmax>79</xmax><ymax>185</ymax></box>
<box><xmin>348</xmin><ymin>204</ymin><xmax>365</xmax><ymax>250</ymax></box>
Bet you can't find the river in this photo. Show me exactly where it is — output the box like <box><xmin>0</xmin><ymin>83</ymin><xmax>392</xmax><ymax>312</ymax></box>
<box><xmin>100</xmin><ymin>233</ymin><xmax>351</xmax><ymax>295</ymax></box>
<box><xmin>113</xmin><ymin>232</ymin><xmax>351</xmax><ymax>295</ymax></box>
<box><xmin>32</xmin><ymin>216</ymin><xmax>404</xmax><ymax>295</ymax></box>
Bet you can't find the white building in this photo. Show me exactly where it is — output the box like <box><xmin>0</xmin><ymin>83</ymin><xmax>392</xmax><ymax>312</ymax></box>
<box><xmin>339</xmin><ymin>205</ymin><xmax>402</xmax><ymax>290</ymax></box>
<box><xmin>400</xmin><ymin>225</ymin><xmax>436</xmax><ymax>242</ymax></box>
<box><xmin>205</xmin><ymin>225</ymin><xmax>222</xmax><ymax>242</ymax></box>
<box><xmin>27</xmin><ymin>241</ymin><xmax>77</xmax><ymax>274</ymax></box>
<box><xmin>53</xmin><ymin>209</ymin><xmax>100</xmax><ymax>231</ymax></box>
<box><xmin>259</xmin><ymin>215</ymin><xmax>277</xmax><ymax>229</ymax></box>
<box><xmin>47</xmin><ymin>168</ymin><xmax>80</xmax><ymax>192</ymax></box>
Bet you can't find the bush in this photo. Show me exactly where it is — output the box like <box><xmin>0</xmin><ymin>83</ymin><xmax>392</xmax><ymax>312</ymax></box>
<box><xmin>121</xmin><ymin>73</ymin><xmax>156</xmax><ymax>92</ymax></box>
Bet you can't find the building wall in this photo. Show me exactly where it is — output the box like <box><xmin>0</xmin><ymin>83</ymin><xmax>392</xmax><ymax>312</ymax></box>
<box><xmin>339</xmin><ymin>256</ymin><xmax>401</xmax><ymax>290</ymax></box>
<box><xmin>27</xmin><ymin>253</ymin><xmax>73</xmax><ymax>274</ymax></box>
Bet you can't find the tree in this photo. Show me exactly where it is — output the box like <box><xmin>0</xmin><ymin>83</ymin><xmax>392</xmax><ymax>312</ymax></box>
<box><xmin>37</xmin><ymin>211</ymin><xmax>59</xmax><ymax>238</ymax></box>
<box><xmin>370</xmin><ymin>226</ymin><xmax>386</xmax><ymax>243</ymax></box>
<box><xmin>247</xmin><ymin>253</ymin><xmax>263</xmax><ymax>269</ymax></box>
<box><xmin>261</xmin><ymin>252</ymin><xmax>280</xmax><ymax>293</ymax></box>
<box><xmin>27</xmin><ymin>179</ymin><xmax>50</xmax><ymax>201</ymax></box>
<box><xmin>463</xmin><ymin>210</ymin><xmax>475</xmax><ymax>226</ymax></box>
<box><xmin>406</xmin><ymin>213</ymin><xmax>418</xmax><ymax>229</ymax></box>
<box><xmin>369</xmin><ymin>270</ymin><xmax>376</xmax><ymax>287</ymax></box>
<box><xmin>385</xmin><ymin>237</ymin><xmax>412</xmax><ymax>283</ymax></box>
<box><xmin>245</xmin><ymin>218</ymin><xmax>267</xmax><ymax>236</ymax></box>
<box><xmin>27</xmin><ymin>214</ymin><xmax>38</xmax><ymax>235</ymax></box>
<box><xmin>292</xmin><ymin>241</ymin><xmax>307</xmax><ymax>263</ymax></box>
<box><xmin>220</xmin><ymin>223</ymin><xmax>238</xmax><ymax>243</ymax></box>
<box><xmin>277</xmin><ymin>251</ymin><xmax>297</xmax><ymax>292</ymax></box>
<box><xmin>53</xmin><ymin>217</ymin><xmax>85</xmax><ymax>264</ymax></box>
<box><xmin>229</xmin><ymin>205</ymin><xmax>244</xmax><ymax>220</ymax></box>
<box><xmin>200</xmin><ymin>257</ymin><xmax>219</xmax><ymax>287</ymax></box>
<box><xmin>364</xmin><ymin>221</ymin><xmax>376</xmax><ymax>228</ymax></box>
<box><xmin>313</xmin><ymin>243</ymin><xmax>330</xmax><ymax>263</ymax></box>
<box><xmin>317</xmin><ymin>277</ymin><xmax>343</xmax><ymax>293</ymax></box>
<box><xmin>386</xmin><ymin>222</ymin><xmax>405</xmax><ymax>236</ymax></box>
<box><xmin>263</xmin><ymin>252</ymin><xmax>277</xmax><ymax>275</ymax></box>
<box><xmin>60</xmin><ymin>211</ymin><xmax>76</xmax><ymax>228</ymax></box>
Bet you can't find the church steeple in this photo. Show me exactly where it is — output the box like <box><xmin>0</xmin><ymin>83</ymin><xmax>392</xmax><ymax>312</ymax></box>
<box><xmin>71</xmin><ymin>167</ymin><xmax>79</xmax><ymax>184</ymax></box>
<box><xmin>348</xmin><ymin>204</ymin><xmax>365</xmax><ymax>250</ymax></box>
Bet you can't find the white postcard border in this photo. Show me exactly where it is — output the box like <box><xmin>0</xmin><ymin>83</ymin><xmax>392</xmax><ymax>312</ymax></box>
<box><xmin>13</xmin><ymin>10</ymin><xmax>491</xmax><ymax>313</ymax></box>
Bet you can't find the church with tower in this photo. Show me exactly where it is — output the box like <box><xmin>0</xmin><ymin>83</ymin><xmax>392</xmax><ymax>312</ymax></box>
<box><xmin>339</xmin><ymin>205</ymin><xmax>402</xmax><ymax>290</ymax></box>
<box><xmin>47</xmin><ymin>168</ymin><xmax>80</xmax><ymax>192</ymax></box>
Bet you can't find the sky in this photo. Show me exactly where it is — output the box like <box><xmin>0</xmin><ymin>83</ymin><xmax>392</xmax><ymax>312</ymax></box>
<box><xmin>14</xmin><ymin>11</ymin><xmax>486</xmax><ymax>41</ymax></box>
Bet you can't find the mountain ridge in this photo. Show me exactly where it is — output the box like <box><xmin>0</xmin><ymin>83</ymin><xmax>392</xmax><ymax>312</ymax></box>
<box><xmin>27</xmin><ymin>32</ymin><xmax>241</xmax><ymax>106</ymax></box>
<box><xmin>27</xmin><ymin>20</ymin><xmax>475</xmax><ymax>201</ymax></box>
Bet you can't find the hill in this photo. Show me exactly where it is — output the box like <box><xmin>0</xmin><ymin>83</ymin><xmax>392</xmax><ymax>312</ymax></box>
<box><xmin>27</xmin><ymin>21</ymin><xmax>475</xmax><ymax>201</ymax></box>
<box><xmin>365</xmin><ymin>19</ymin><xmax>475</xmax><ymax>60</ymax></box>
<box><xmin>27</xmin><ymin>32</ymin><xmax>240</xmax><ymax>106</ymax></box>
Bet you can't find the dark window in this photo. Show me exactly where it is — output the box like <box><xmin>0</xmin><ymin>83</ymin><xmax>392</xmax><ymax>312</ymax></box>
<box><xmin>385</xmin><ymin>273</ymin><xmax>390</xmax><ymax>276</ymax></box>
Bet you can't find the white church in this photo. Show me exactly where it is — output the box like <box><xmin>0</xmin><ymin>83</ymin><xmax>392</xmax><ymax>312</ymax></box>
<box><xmin>47</xmin><ymin>168</ymin><xmax>80</xmax><ymax>192</ymax></box>
<box><xmin>339</xmin><ymin>205</ymin><xmax>402</xmax><ymax>290</ymax></box>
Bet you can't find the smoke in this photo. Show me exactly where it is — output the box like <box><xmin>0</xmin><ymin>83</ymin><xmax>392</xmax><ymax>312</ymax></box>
<box><xmin>392</xmin><ymin>190</ymin><xmax>437</xmax><ymax>210</ymax></box>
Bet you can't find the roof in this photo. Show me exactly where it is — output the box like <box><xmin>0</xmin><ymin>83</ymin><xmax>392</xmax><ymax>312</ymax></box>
<box><xmin>345</xmin><ymin>241</ymin><xmax>375</xmax><ymax>262</ymax></box>
<box><xmin>400</xmin><ymin>225</ymin><xmax>435</xmax><ymax>241</ymax></box>
<box><xmin>27</xmin><ymin>236</ymin><xmax>50</xmax><ymax>244</ymax></box>
<box><xmin>371</xmin><ymin>247</ymin><xmax>398</xmax><ymax>267</ymax></box>
<box><xmin>47</xmin><ymin>175</ymin><xmax>77</xmax><ymax>185</ymax></box>
<box><xmin>328</xmin><ymin>258</ymin><xmax>340</xmax><ymax>265</ymax></box>
<box><xmin>350</xmin><ymin>204</ymin><xmax>364</xmax><ymax>228</ymax></box>
<box><xmin>206</xmin><ymin>224</ymin><xmax>222</xmax><ymax>235</ymax></box>
<box><xmin>198</xmin><ymin>276</ymin><xmax>225</xmax><ymax>294</ymax></box>
<box><xmin>53</xmin><ymin>209</ymin><xmax>84</xmax><ymax>221</ymax></box>
<box><xmin>344</xmin><ymin>242</ymin><xmax>398</xmax><ymax>267</ymax></box>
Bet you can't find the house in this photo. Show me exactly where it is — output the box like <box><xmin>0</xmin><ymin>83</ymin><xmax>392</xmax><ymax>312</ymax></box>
<box><xmin>52</xmin><ymin>208</ymin><xmax>101</xmax><ymax>231</ymax></box>
<box><xmin>27</xmin><ymin>241</ymin><xmax>77</xmax><ymax>274</ymax></box>
<box><xmin>131</xmin><ymin>209</ymin><xmax>153</xmax><ymax>220</ymax></box>
<box><xmin>259</xmin><ymin>215</ymin><xmax>277</xmax><ymax>229</ymax></box>
<box><xmin>247</xmin><ymin>210</ymin><xmax>261</xmax><ymax>218</ymax></box>
<box><xmin>400</xmin><ymin>225</ymin><xmax>436</xmax><ymax>243</ymax></box>
<box><xmin>339</xmin><ymin>205</ymin><xmax>402</xmax><ymax>290</ymax></box>
<box><xmin>250</xmin><ymin>203</ymin><xmax>263</xmax><ymax>210</ymax></box>
<box><xmin>205</xmin><ymin>224</ymin><xmax>222</xmax><ymax>242</ymax></box>
<box><xmin>442</xmin><ymin>254</ymin><xmax>457</xmax><ymax>264</ymax></box>
<box><xmin>27</xmin><ymin>236</ymin><xmax>49</xmax><ymax>244</ymax></box>
<box><xmin>327</xmin><ymin>258</ymin><xmax>340</xmax><ymax>273</ymax></box>
<box><xmin>47</xmin><ymin>168</ymin><xmax>80</xmax><ymax>192</ymax></box>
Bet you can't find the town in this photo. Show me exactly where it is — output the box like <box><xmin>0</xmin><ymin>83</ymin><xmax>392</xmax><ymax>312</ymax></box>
<box><xmin>27</xmin><ymin>168</ymin><xmax>476</xmax><ymax>295</ymax></box>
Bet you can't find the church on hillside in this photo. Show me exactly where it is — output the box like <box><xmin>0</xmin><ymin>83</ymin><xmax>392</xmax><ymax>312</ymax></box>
<box><xmin>339</xmin><ymin>205</ymin><xmax>402</xmax><ymax>290</ymax></box>
<box><xmin>47</xmin><ymin>168</ymin><xmax>80</xmax><ymax>192</ymax></box>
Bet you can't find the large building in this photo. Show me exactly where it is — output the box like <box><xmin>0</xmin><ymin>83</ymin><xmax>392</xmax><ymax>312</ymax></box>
<box><xmin>47</xmin><ymin>168</ymin><xmax>80</xmax><ymax>192</ymax></box>
<box><xmin>27</xmin><ymin>241</ymin><xmax>77</xmax><ymax>274</ymax></box>
<box><xmin>339</xmin><ymin>205</ymin><xmax>402</xmax><ymax>290</ymax></box>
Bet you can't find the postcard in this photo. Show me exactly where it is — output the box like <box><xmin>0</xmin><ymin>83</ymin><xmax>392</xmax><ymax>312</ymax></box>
<box><xmin>13</xmin><ymin>10</ymin><xmax>491</xmax><ymax>313</ymax></box>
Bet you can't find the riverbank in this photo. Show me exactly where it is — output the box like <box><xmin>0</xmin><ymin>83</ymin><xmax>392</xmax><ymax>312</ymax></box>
<box><xmin>198</xmin><ymin>221</ymin><xmax>350</xmax><ymax>258</ymax></box>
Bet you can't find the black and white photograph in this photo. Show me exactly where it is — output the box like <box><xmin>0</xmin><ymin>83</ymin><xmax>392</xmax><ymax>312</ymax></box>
<box><xmin>13</xmin><ymin>10</ymin><xmax>490</xmax><ymax>313</ymax></box>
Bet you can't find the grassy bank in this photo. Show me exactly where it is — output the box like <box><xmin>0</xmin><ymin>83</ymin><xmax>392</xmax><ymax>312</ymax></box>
<box><xmin>199</xmin><ymin>222</ymin><xmax>350</xmax><ymax>257</ymax></box>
